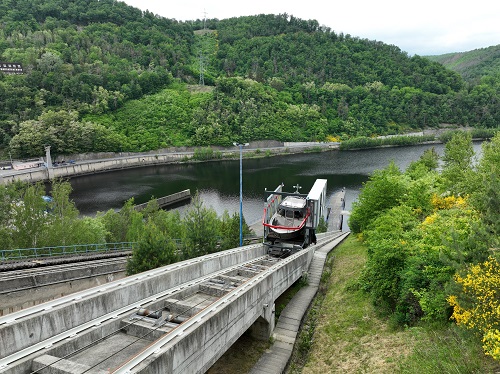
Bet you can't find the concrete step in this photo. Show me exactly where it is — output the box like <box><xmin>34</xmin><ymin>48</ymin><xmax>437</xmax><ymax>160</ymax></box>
<box><xmin>249</xmin><ymin>231</ymin><xmax>350</xmax><ymax>374</ymax></box>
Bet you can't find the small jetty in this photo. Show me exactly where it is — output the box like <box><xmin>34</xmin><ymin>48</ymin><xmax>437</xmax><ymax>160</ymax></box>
<box><xmin>327</xmin><ymin>187</ymin><xmax>346</xmax><ymax>231</ymax></box>
<box><xmin>134</xmin><ymin>189</ymin><xmax>191</xmax><ymax>211</ymax></box>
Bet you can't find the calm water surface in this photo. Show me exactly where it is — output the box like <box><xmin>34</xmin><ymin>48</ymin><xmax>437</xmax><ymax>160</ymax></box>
<box><xmin>69</xmin><ymin>142</ymin><xmax>483</xmax><ymax>225</ymax></box>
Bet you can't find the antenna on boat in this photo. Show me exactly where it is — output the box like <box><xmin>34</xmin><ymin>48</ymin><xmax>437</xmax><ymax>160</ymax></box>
<box><xmin>293</xmin><ymin>184</ymin><xmax>302</xmax><ymax>193</ymax></box>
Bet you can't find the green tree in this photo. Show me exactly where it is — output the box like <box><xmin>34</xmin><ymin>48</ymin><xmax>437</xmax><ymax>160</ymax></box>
<box><xmin>349</xmin><ymin>161</ymin><xmax>408</xmax><ymax>233</ymax></box>
<box><xmin>181</xmin><ymin>192</ymin><xmax>219</xmax><ymax>259</ymax></box>
<box><xmin>54</xmin><ymin>181</ymin><xmax>108</xmax><ymax>246</ymax></box>
<box><xmin>43</xmin><ymin>180</ymin><xmax>86</xmax><ymax>246</ymax></box>
<box><xmin>317</xmin><ymin>216</ymin><xmax>328</xmax><ymax>233</ymax></box>
<box><xmin>0</xmin><ymin>181</ymin><xmax>23</xmax><ymax>249</ymax></box>
<box><xmin>405</xmin><ymin>147</ymin><xmax>439</xmax><ymax>179</ymax></box>
<box><xmin>218</xmin><ymin>210</ymin><xmax>252</xmax><ymax>249</ymax></box>
<box><xmin>469</xmin><ymin>132</ymin><xmax>500</xmax><ymax>254</ymax></box>
<box><xmin>10</xmin><ymin>182</ymin><xmax>48</xmax><ymax>248</ymax></box>
<box><xmin>441</xmin><ymin>132</ymin><xmax>474</xmax><ymax>195</ymax></box>
<box><xmin>98</xmin><ymin>198</ymin><xmax>142</xmax><ymax>242</ymax></box>
<box><xmin>360</xmin><ymin>205</ymin><xmax>418</xmax><ymax>314</ymax></box>
<box><xmin>126</xmin><ymin>220</ymin><xmax>178</xmax><ymax>275</ymax></box>
<box><xmin>148</xmin><ymin>209</ymin><xmax>184</xmax><ymax>241</ymax></box>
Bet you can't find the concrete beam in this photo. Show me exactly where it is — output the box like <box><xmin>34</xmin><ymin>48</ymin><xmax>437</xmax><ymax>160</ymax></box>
<box><xmin>119</xmin><ymin>248</ymin><xmax>312</xmax><ymax>374</ymax></box>
<box><xmin>32</xmin><ymin>355</ymin><xmax>107</xmax><ymax>374</ymax></box>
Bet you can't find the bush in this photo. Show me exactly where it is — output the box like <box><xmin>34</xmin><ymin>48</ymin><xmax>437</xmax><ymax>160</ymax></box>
<box><xmin>126</xmin><ymin>221</ymin><xmax>178</xmax><ymax>275</ymax></box>
<box><xmin>340</xmin><ymin>135</ymin><xmax>435</xmax><ymax>150</ymax></box>
<box><xmin>349</xmin><ymin>161</ymin><xmax>407</xmax><ymax>233</ymax></box>
<box><xmin>192</xmin><ymin>146</ymin><xmax>223</xmax><ymax>161</ymax></box>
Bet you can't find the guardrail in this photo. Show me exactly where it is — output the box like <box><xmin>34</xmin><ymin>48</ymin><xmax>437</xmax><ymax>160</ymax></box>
<box><xmin>0</xmin><ymin>235</ymin><xmax>259</xmax><ymax>263</ymax></box>
<box><xmin>0</xmin><ymin>242</ymin><xmax>136</xmax><ymax>262</ymax></box>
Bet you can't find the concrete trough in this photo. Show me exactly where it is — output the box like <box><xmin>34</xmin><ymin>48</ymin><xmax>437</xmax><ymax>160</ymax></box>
<box><xmin>114</xmin><ymin>246</ymin><xmax>314</xmax><ymax>373</ymax></box>
<box><xmin>0</xmin><ymin>244</ymin><xmax>267</xmax><ymax>369</ymax></box>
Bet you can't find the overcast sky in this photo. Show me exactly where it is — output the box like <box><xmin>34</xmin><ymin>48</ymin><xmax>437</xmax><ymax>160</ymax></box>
<box><xmin>122</xmin><ymin>0</ymin><xmax>499</xmax><ymax>56</ymax></box>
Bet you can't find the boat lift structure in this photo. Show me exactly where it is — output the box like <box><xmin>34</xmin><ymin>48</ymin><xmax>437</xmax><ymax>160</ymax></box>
<box><xmin>263</xmin><ymin>179</ymin><xmax>327</xmax><ymax>256</ymax></box>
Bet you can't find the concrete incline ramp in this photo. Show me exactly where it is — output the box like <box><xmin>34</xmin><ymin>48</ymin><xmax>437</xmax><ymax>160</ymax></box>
<box><xmin>249</xmin><ymin>231</ymin><xmax>350</xmax><ymax>374</ymax></box>
<box><xmin>327</xmin><ymin>188</ymin><xmax>346</xmax><ymax>232</ymax></box>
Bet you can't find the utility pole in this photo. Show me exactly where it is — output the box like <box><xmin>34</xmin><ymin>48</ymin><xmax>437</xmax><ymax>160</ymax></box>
<box><xmin>234</xmin><ymin>142</ymin><xmax>249</xmax><ymax>246</ymax></box>
<box><xmin>45</xmin><ymin>145</ymin><xmax>54</xmax><ymax>179</ymax></box>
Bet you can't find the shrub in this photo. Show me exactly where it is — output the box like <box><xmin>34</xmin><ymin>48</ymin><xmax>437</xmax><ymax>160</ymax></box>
<box><xmin>349</xmin><ymin>161</ymin><xmax>407</xmax><ymax>233</ymax></box>
<box><xmin>448</xmin><ymin>257</ymin><xmax>500</xmax><ymax>361</ymax></box>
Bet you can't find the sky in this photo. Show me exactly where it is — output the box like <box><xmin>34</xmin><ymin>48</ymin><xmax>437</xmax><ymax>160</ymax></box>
<box><xmin>122</xmin><ymin>0</ymin><xmax>499</xmax><ymax>56</ymax></box>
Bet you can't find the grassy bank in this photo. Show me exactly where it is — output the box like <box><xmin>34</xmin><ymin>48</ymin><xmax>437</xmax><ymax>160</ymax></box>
<box><xmin>288</xmin><ymin>236</ymin><xmax>499</xmax><ymax>373</ymax></box>
<box><xmin>339</xmin><ymin>134</ymin><xmax>436</xmax><ymax>150</ymax></box>
<box><xmin>339</xmin><ymin>128</ymin><xmax>498</xmax><ymax>150</ymax></box>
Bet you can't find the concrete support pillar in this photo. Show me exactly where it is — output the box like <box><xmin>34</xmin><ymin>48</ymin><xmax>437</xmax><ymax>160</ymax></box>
<box><xmin>45</xmin><ymin>146</ymin><xmax>54</xmax><ymax>180</ymax></box>
<box><xmin>249</xmin><ymin>302</ymin><xmax>275</xmax><ymax>341</ymax></box>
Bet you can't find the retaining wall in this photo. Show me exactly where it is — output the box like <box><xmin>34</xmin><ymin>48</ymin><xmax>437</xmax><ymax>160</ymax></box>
<box><xmin>0</xmin><ymin>142</ymin><xmax>338</xmax><ymax>185</ymax></box>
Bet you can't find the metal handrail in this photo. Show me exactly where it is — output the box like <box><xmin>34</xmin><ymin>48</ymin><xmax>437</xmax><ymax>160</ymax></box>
<box><xmin>0</xmin><ymin>242</ymin><xmax>136</xmax><ymax>262</ymax></box>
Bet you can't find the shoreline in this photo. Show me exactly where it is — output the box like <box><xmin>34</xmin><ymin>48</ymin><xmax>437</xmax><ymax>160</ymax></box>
<box><xmin>1</xmin><ymin>130</ymin><xmax>492</xmax><ymax>185</ymax></box>
<box><xmin>0</xmin><ymin>142</ymin><xmax>339</xmax><ymax>185</ymax></box>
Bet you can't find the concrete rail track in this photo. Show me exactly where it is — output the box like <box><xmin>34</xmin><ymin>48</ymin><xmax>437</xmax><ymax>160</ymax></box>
<box><xmin>0</xmin><ymin>257</ymin><xmax>128</xmax><ymax>294</ymax></box>
<box><xmin>0</xmin><ymin>251</ymin><xmax>130</xmax><ymax>272</ymax></box>
<box><xmin>0</xmin><ymin>232</ymin><xmax>344</xmax><ymax>373</ymax></box>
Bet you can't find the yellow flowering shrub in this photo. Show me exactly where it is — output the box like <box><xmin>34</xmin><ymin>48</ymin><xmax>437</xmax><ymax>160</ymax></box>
<box><xmin>418</xmin><ymin>205</ymin><xmax>479</xmax><ymax>252</ymax></box>
<box><xmin>448</xmin><ymin>256</ymin><xmax>500</xmax><ymax>360</ymax></box>
<box><xmin>431</xmin><ymin>193</ymin><xmax>468</xmax><ymax>210</ymax></box>
<box><xmin>326</xmin><ymin>135</ymin><xmax>341</xmax><ymax>142</ymax></box>
<box><xmin>483</xmin><ymin>330</ymin><xmax>500</xmax><ymax>361</ymax></box>
<box><xmin>421</xmin><ymin>212</ymin><xmax>438</xmax><ymax>226</ymax></box>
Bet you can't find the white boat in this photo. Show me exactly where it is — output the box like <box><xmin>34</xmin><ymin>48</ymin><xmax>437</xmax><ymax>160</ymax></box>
<box><xmin>263</xmin><ymin>180</ymin><xmax>327</xmax><ymax>255</ymax></box>
<box><xmin>265</xmin><ymin>195</ymin><xmax>309</xmax><ymax>241</ymax></box>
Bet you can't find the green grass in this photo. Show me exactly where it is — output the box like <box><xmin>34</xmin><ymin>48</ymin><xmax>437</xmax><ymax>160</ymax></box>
<box><xmin>287</xmin><ymin>236</ymin><xmax>499</xmax><ymax>373</ymax></box>
<box><xmin>206</xmin><ymin>334</ymin><xmax>269</xmax><ymax>374</ymax></box>
<box><xmin>340</xmin><ymin>135</ymin><xmax>436</xmax><ymax>150</ymax></box>
<box><xmin>399</xmin><ymin>326</ymin><xmax>497</xmax><ymax>373</ymax></box>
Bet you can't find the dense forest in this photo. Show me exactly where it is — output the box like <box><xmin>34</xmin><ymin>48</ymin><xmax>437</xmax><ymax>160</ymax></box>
<box><xmin>0</xmin><ymin>0</ymin><xmax>498</xmax><ymax>157</ymax></box>
<box><xmin>427</xmin><ymin>44</ymin><xmax>500</xmax><ymax>85</ymax></box>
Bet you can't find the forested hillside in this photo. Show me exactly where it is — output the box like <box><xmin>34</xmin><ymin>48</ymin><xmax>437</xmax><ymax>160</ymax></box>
<box><xmin>1</xmin><ymin>0</ymin><xmax>499</xmax><ymax>157</ymax></box>
<box><xmin>427</xmin><ymin>45</ymin><xmax>500</xmax><ymax>84</ymax></box>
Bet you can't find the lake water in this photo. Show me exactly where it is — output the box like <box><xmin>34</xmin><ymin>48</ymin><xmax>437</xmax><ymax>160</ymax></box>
<box><xmin>69</xmin><ymin>142</ymin><xmax>484</xmax><ymax>226</ymax></box>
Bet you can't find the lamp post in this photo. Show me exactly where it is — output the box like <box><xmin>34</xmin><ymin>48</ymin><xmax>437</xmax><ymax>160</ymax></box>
<box><xmin>233</xmin><ymin>142</ymin><xmax>249</xmax><ymax>247</ymax></box>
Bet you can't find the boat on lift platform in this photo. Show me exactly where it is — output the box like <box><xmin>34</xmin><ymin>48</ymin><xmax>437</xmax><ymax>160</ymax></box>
<box><xmin>262</xmin><ymin>179</ymin><xmax>327</xmax><ymax>257</ymax></box>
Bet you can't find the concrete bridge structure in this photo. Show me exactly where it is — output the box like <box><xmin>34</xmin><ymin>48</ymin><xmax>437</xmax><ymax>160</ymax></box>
<box><xmin>0</xmin><ymin>230</ymin><xmax>348</xmax><ymax>374</ymax></box>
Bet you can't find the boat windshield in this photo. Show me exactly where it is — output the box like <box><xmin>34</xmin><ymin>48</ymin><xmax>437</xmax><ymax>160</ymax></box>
<box><xmin>283</xmin><ymin>209</ymin><xmax>303</xmax><ymax>220</ymax></box>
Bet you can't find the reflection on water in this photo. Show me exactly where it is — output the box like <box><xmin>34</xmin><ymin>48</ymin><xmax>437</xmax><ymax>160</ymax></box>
<box><xmin>69</xmin><ymin>142</ymin><xmax>484</xmax><ymax>225</ymax></box>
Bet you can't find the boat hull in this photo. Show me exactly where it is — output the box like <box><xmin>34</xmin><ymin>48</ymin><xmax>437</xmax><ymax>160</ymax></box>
<box><xmin>267</xmin><ymin>225</ymin><xmax>306</xmax><ymax>241</ymax></box>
